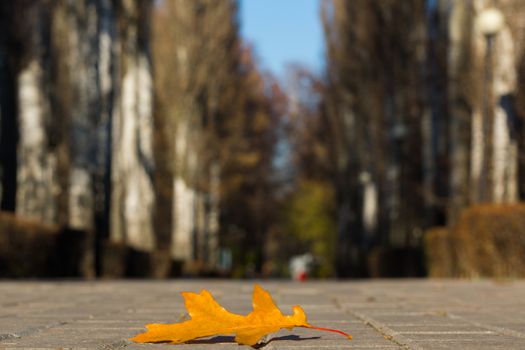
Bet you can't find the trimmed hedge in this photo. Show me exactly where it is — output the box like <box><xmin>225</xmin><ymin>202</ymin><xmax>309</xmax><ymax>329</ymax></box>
<box><xmin>455</xmin><ymin>204</ymin><xmax>525</xmax><ymax>278</ymax></box>
<box><xmin>424</xmin><ymin>227</ymin><xmax>456</xmax><ymax>277</ymax></box>
<box><xmin>0</xmin><ymin>212</ymin><xmax>186</xmax><ymax>278</ymax></box>
<box><xmin>424</xmin><ymin>203</ymin><xmax>525</xmax><ymax>278</ymax></box>
<box><xmin>0</xmin><ymin>213</ymin><xmax>93</xmax><ymax>277</ymax></box>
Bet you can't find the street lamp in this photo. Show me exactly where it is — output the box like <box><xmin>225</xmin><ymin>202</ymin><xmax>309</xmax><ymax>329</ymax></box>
<box><xmin>476</xmin><ymin>8</ymin><xmax>504</xmax><ymax>202</ymax></box>
<box><xmin>477</xmin><ymin>8</ymin><xmax>505</xmax><ymax>38</ymax></box>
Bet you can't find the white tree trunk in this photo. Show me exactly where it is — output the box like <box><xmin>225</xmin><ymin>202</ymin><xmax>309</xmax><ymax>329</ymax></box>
<box><xmin>16</xmin><ymin>61</ymin><xmax>58</xmax><ymax>223</ymax></box>
<box><xmin>171</xmin><ymin>107</ymin><xmax>199</xmax><ymax>262</ymax></box>
<box><xmin>469</xmin><ymin>0</ymin><xmax>521</xmax><ymax>203</ymax></box>
<box><xmin>172</xmin><ymin>177</ymin><xmax>195</xmax><ymax>260</ymax></box>
<box><xmin>448</xmin><ymin>0</ymin><xmax>474</xmax><ymax>221</ymax></box>
<box><xmin>111</xmin><ymin>52</ymin><xmax>155</xmax><ymax>251</ymax></box>
<box><xmin>492</xmin><ymin>26</ymin><xmax>518</xmax><ymax>202</ymax></box>
<box><xmin>361</xmin><ymin>172</ymin><xmax>378</xmax><ymax>235</ymax></box>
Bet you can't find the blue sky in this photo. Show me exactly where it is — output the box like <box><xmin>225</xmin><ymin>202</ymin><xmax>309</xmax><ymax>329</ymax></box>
<box><xmin>239</xmin><ymin>0</ymin><xmax>324</xmax><ymax>78</ymax></box>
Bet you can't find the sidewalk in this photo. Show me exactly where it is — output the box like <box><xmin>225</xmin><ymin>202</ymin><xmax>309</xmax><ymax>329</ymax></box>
<box><xmin>0</xmin><ymin>280</ymin><xmax>524</xmax><ymax>349</ymax></box>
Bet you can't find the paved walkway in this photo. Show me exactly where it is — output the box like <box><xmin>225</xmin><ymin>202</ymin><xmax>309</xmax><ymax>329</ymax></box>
<box><xmin>0</xmin><ymin>280</ymin><xmax>524</xmax><ymax>349</ymax></box>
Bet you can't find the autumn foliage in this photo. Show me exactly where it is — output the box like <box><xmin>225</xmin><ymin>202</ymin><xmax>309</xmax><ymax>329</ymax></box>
<box><xmin>130</xmin><ymin>284</ymin><xmax>351</xmax><ymax>346</ymax></box>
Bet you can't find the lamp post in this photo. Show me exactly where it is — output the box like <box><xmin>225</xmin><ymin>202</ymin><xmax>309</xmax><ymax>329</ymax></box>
<box><xmin>477</xmin><ymin>8</ymin><xmax>504</xmax><ymax>202</ymax></box>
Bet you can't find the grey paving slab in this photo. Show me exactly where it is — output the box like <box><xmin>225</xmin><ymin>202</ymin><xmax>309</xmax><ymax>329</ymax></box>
<box><xmin>0</xmin><ymin>280</ymin><xmax>524</xmax><ymax>349</ymax></box>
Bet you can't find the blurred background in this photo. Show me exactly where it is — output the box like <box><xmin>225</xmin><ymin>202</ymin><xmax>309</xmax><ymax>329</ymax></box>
<box><xmin>1</xmin><ymin>0</ymin><xmax>525</xmax><ymax>279</ymax></box>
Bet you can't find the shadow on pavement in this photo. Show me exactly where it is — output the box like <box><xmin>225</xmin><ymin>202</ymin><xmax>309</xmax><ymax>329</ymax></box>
<box><xmin>187</xmin><ymin>334</ymin><xmax>321</xmax><ymax>348</ymax></box>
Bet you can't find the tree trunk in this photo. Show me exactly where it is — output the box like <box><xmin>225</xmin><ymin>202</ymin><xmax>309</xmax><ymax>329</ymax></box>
<box><xmin>424</xmin><ymin>0</ymin><xmax>450</xmax><ymax>227</ymax></box>
<box><xmin>0</xmin><ymin>3</ymin><xmax>19</xmax><ymax>213</ymax></box>
<box><xmin>447</xmin><ymin>0</ymin><xmax>474</xmax><ymax>223</ymax></box>
<box><xmin>110</xmin><ymin>0</ymin><xmax>155</xmax><ymax>251</ymax></box>
<box><xmin>14</xmin><ymin>3</ymin><xmax>59</xmax><ymax>224</ymax></box>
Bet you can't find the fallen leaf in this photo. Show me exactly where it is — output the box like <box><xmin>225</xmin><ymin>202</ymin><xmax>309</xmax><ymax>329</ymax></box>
<box><xmin>130</xmin><ymin>284</ymin><xmax>352</xmax><ymax>346</ymax></box>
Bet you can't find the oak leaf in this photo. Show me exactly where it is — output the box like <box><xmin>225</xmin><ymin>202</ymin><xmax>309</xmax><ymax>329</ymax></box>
<box><xmin>130</xmin><ymin>284</ymin><xmax>352</xmax><ymax>346</ymax></box>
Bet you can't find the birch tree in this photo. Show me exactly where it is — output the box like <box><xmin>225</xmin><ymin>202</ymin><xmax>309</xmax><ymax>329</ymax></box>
<box><xmin>153</xmin><ymin>0</ymin><xmax>239</xmax><ymax>269</ymax></box>
<box><xmin>110</xmin><ymin>0</ymin><xmax>155</xmax><ymax>251</ymax></box>
<box><xmin>446</xmin><ymin>0</ymin><xmax>524</xmax><ymax>217</ymax></box>
<box><xmin>0</xmin><ymin>0</ymin><xmax>155</xmax><ymax>257</ymax></box>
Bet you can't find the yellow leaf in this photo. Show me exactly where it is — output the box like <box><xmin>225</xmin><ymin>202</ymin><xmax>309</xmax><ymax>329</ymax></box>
<box><xmin>130</xmin><ymin>284</ymin><xmax>352</xmax><ymax>346</ymax></box>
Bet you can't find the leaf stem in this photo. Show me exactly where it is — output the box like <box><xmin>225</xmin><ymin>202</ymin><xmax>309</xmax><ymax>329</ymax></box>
<box><xmin>302</xmin><ymin>324</ymin><xmax>352</xmax><ymax>339</ymax></box>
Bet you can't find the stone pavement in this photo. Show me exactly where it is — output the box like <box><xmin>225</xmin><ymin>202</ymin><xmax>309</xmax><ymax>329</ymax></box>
<box><xmin>0</xmin><ymin>280</ymin><xmax>524</xmax><ymax>349</ymax></box>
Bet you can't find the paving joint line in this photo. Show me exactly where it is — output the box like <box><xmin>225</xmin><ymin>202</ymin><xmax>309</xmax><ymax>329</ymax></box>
<box><xmin>349</xmin><ymin>310</ymin><xmax>422</xmax><ymax>350</ymax></box>
<box><xmin>331</xmin><ymin>297</ymin><xmax>421</xmax><ymax>350</ymax></box>
<box><xmin>448</xmin><ymin>313</ymin><xmax>525</xmax><ymax>339</ymax></box>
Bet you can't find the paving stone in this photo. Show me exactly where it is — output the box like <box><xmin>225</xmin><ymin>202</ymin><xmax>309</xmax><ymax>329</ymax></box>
<box><xmin>0</xmin><ymin>280</ymin><xmax>524</xmax><ymax>349</ymax></box>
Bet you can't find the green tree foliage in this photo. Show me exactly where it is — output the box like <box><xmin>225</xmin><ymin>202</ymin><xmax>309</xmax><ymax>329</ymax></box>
<box><xmin>286</xmin><ymin>180</ymin><xmax>336</xmax><ymax>277</ymax></box>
